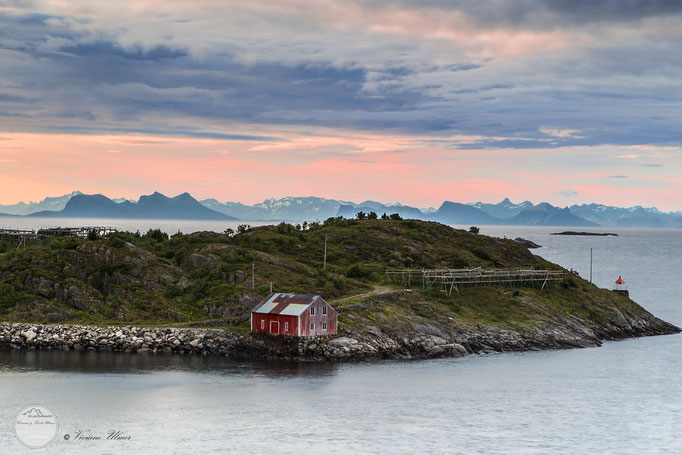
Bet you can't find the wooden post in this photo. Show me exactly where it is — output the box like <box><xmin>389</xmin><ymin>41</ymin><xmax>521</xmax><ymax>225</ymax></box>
<box><xmin>590</xmin><ymin>248</ymin><xmax>593</xmax><ymax>284</ymax></box>
<box><xmin>323</xmin><ymin>234</ymin><xmax>327</xmax><ymax>271</ymax></box>
<box><xmin>270</xmin><ymin>281</ymin><xmax>273</xmax><ymax>293</ymax></box>
<box><xmin>252</xmin><ymin>263</ymin><xmax>255</xmax><ymax>289</ymax></box>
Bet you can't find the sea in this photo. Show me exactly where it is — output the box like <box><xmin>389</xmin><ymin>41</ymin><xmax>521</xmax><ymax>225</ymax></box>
<box><xmin>1</xmin><ymin>217</ymin><xmax>681</xmax><ymax>454</ymax></box>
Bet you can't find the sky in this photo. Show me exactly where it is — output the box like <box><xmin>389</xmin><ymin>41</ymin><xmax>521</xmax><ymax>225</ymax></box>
<box><xmin>1</xmin><ymin>1</ymin><xmax>682</xmax><ymax>210</ymax></box>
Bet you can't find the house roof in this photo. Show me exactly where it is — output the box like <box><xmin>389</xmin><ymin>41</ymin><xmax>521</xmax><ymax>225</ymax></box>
<box><xmin>251</xmin><ymin>293</ymin><xmax>330</xmax><ymax>316</ymax></box>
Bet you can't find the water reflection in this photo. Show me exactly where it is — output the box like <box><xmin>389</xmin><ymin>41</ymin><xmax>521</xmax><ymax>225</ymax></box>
<box><xmin>0</xmin><ymin>350</ymin><xmax>339</xmax><ymax>378</ymax></box>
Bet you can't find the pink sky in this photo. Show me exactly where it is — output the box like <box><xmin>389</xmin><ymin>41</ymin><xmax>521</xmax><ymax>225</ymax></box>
<box><xmin>1</xmin><ymin>132</ymin><xmax>680</xmax><ymax>210</ymax></box>
<box><xmin>2</xmin><ymin>2</ymin><xmax>682</xmax><ymax>211</ymax></box>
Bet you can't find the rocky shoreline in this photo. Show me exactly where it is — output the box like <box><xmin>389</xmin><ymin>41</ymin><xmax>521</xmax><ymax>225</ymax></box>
<box><xmin>1</xmin><ymin>309</ymin><xmax>678</xmax><ymax>362</ymax></box>
<box><xmin>0</xmin><ymin>322</ymin><xmax>471</xmax><ymax>361</ymax></box>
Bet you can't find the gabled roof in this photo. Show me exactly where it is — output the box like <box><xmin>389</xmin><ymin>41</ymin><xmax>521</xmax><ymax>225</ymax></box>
<box><xmin>251</xmin><ymin>293</ymin><xmax>329</xmax><ymax>316</ymax></box>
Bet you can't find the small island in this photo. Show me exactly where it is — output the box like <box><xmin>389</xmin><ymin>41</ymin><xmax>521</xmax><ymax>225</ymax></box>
<box><xmin>0</xmin><ymin>219</ymin><xmax>675</xmax><ymax>361</ymax></box>
<box><xmin>551</xmin><ymin>231</ymin><xmax>619</xmax><ymax>236</ymax></box>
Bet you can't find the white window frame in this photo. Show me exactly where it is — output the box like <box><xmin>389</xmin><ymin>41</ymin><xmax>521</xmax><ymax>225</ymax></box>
<box><xmin>322</xmin><ymin>306</ymin><xmax>327</xmax><ymax>315</ymax></box>
<box><xmin>310</xmin><ymin>307</ymin><xmax>315</xmax><ymax>316</ymax></box>
<box><xmin>322</xmin><ymin>322</ymin><xmax>327</xmax><ymax>330</ymax></box>
<box><xmin>260</xmin><ymin>320</ymin><xmax>264</xmax><ymax>329</ymax></box>
<box><xmin>310</xmin><ymin>322</ymin><xmax>315</xmax><ymax>330</ymax></box>
<box><xmin>284</xmin><ymin>322</ymin><xmax>289</xmax><ymax>331</ymax></box>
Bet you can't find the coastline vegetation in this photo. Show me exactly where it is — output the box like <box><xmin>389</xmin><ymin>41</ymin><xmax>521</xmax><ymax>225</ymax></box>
<box><xmin>0</xmin><ymin>219</ymin><xmax>657</xmax><ymax>336</ymax></box>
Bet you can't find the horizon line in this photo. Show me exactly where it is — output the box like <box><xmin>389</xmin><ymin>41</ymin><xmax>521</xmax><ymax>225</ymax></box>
<box><xmin>2</xmin><ymin>190</ymin><xmax>680</xmax><ymax>214</ymax></box>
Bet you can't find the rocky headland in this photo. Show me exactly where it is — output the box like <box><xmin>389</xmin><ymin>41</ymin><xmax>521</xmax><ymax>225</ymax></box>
<box><xmin>0</xmin><ymin>219</ymin><xmax>678</xmax><ymax>361</ymax></box>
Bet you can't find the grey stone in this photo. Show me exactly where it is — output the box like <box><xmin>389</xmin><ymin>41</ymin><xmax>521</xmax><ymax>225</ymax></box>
<box><xmin>188</xmin><ymin>254</ymin><xmax>217</xmax><ymax>271</ymax></box>
<box><xmin>177</xmin><ymin>276</ymin><xmax>191</xmax><ymax>290</ymax></box>
<box><xmin>233</xmin><ymin>270</ymin><xmax>247</xmax><ymax>284</ymax></box>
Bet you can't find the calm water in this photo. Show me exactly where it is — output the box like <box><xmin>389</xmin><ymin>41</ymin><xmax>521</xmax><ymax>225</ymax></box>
<box><xmin>1</xmin><ymin>223</ymin><xmax>681</xmax><ymax>454</ymax></box>
<box><xmin>0</xmin><ymin>216</ymin><xmax>275</xmax><ymax>236</ymax></box>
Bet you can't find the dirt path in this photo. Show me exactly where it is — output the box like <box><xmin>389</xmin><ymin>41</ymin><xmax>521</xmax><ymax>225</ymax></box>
<box><xmin>331</xmin><ymin>285</ymin><xmax>392</xmax><ymax>304</ymax></box>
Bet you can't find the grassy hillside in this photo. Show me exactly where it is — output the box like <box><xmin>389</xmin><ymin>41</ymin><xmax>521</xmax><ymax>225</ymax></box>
<box><xmin>0</xmin><ymin>218</ymin><xmax>660</xmax><ymax>337</ymax></box>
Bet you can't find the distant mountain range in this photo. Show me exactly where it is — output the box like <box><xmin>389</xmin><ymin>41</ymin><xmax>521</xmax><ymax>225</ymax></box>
<box><xmin>16</xmin><ymin>192</ymin><xmax>236</xmax><ymax>220</ymax></box>
<box><xmin>1</xmin><ymin>192</ymin><xmax>681</xmax><ymax>227</ymax></box>
<box><xmin>0</xmin><ymin>191</ymin><xmax>82</xmax><ymax>215</ymax></box>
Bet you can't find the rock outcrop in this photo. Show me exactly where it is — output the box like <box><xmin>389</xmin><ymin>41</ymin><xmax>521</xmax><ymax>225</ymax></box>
<box><xmin>1</xmin><ymin>303</ymin><xmax>677</xmax><ymax>362</ymax></box>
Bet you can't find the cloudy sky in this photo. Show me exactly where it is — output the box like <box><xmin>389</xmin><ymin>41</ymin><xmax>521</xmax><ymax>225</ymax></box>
<box><xmin>1</xmin><ymin>0</ymin><xmax>681</xmax><ymax>209</ymax></box>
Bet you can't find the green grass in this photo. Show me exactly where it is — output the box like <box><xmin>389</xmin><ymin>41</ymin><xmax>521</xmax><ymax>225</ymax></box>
<box><xmin>0</xmin><ymin>219</ymin><xmax>654</xmax><ymax>332</ymax></box>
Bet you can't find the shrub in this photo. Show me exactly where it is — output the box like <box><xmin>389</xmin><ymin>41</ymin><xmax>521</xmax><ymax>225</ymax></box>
<box><xmin>277</xmin><ymin>222</ymin><xmax>296</xmax><ymax>234</ymax></box>
<box><xmin>145</xmin><ymin>229</ymin><xmax>168</xmax><ymax>242</ymax></box>
<box><xmin>449</xmin><ymin>253</ymin><xmax>469</xmax><ymax>268</ymax></box>
<box><xmin>469</xmin><ymin>226</ymin><xmax>480</xmax><ymax>234</ymax></box>
<box><xmin>165</xmin><ymin>283</ymin><xmax>183</xmax><ymax>298</ymax></box>
<box><xmin>109</xmin><ymin>235</ymin><xmax>125</xmax><ymax>248</ymax></box>
<box><xmin>346</xmin><ymin>264</ymin><xmax>372</xmax><ymax>279</ymax></box>
<box><xmin>0</xmin><ymin>282</ymin><xmax>17</xmax><ymax>309</ymax></box>
<box><xmin>561</xmin><ymin>275</ymin><xmax>578</xmax><ymax>288</ymax></box>
<box><xmin>472</xmin><ymin>247</ymin><xmax>491</xmax><ymax>261</ymax></box>
<box><xmin>331</xmin><ymin>276</ymin><xmax>346</xmax><ymax>292</ymax></box>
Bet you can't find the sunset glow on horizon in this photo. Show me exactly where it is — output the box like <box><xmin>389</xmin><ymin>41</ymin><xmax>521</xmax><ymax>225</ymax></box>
<box><xmin>2</xmin><ymin>1</ymin><xmax>682</xmax><ymax>210</ymax></box>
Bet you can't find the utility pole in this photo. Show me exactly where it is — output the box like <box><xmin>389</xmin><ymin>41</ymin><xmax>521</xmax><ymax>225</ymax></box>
<box><xmin>270</xmin><ymin>281</ymin><xmax>273</xmax><ymax>293</ymax></box>
<box><xmin>323</xmin><ymin>234</ymin><xmax>328</xmax><ymax>271</ymax></box>
<box><xmin>590</xmin><ymin>248</ymin><xmax>593</xmax><ymax>284</ymax></box>
<box><xmin>252</xmin><ymin>263</ymin><xmax>255</xmax><ymax>289</ymax></box>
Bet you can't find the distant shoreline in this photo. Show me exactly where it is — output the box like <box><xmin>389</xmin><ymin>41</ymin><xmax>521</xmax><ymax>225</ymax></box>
<box><xmin>551</xmin><ymin>231</ymin><xmax>619</xmax><ymax>236</ymax></box>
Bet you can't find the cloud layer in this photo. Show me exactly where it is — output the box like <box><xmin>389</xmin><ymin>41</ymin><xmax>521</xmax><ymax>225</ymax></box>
<box><xmin>1</xmin><ymin>1</ymin><xmax>681</xmax><ymax>208</ymax></box>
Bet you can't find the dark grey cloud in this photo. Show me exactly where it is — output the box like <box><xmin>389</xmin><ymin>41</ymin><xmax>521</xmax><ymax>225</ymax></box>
<box><xmin>1</xmin><ymin>4</ymin><xmax>682</xmax><ymax>150</ymax></box>
<box><xmin>0</xmin><ymin>10</ymin><xmax>439</xmax><ymax>133</ymax></box>
<box><xmin>59</xmin><ymin>41</ymin><xmax>188</xmax><ymax>61</ymax></box>
<box><xmin>366</xmin><ymin>0</ymin><xmax>682</xmax><ymax>27</ymax></box>
<box><xmin>540</xmin><ymin>0</ymin><xmax>682</xmax><ymax>23</ymax></box>
<box><xmin>40</xmin><ymin>125</ymin><xmax>284</xmax><ymax>142</ymax></box>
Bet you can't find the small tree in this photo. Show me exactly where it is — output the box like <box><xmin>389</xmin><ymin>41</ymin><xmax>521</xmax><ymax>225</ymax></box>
<box><xmin>389</xmin><ymin>213</ymin><xmax>402</xmax><ymax>220</ymax></box>
<box><xmin>146</xmin><ymin>228</ymin><xmax>168</xmax><ymax>242</ymax></box>
<box><xmin>368</xmin><ymin>211</ymin><xmax>378</xmax><ymax>219</ymax></box>
<box><xmin>381</xmin><ymin>213</ymin><xmax>389</xmax><ymax>220</ymax></box>
<box><xmin>469</xmin><ymin>226</ymin><xmax>480</xmax><ymax>234</ymax></box>
<box><xmin>356</xmin><ymin>211</ymin><xmax>367</xmax><ymax>220</ymax></box>
<box><xmin>237</xmin><ymin>224</ymin><xmax>251</xmax><ymax>234</ymax></box>
<box><xmin>302</xmin><ymin>221</ymin><xmax>308</xmax><ymax>230</ymax></box>
<box><xmin>224</xmin><ymin>228</ymin><xmax>235</xmax><ymax>237</ymax></box>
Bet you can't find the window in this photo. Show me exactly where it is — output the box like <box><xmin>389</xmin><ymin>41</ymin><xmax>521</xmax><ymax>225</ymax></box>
<box><xmin>310</xmin><ymin>307</ymin><xmax>315</xmax><ymax>316</ymax></box>
<box><xmin>323</xmin><ymin>322</ymin><xmax>327</xmax><ymax>330</ymax></box>
<box><xmin>322</xmin><ymin>306</ymin><xmax>327</xmax><ymax>315</ymax></box>
<box><xmin>310</xmin><ymin>323</ymin><xmax>315</xmax><ymax>330</ymax></box>
<box><xmin>284</xmin><ymin>322</ymin><xmax>289</xmax><ymax>331</ymax></box>
<box><xmin>260</xmin><ymin>320</ymin><xmax>264</xmax><ymax>329</ymax></box>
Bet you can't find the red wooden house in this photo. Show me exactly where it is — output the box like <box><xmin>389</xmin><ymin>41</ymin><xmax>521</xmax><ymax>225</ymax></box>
<box><xmin>251</xmin><ymin>293</ymin><xmax>338</xmax><ymax>337</ymax></box>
